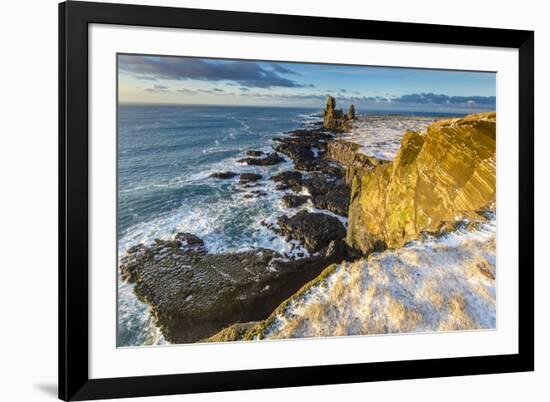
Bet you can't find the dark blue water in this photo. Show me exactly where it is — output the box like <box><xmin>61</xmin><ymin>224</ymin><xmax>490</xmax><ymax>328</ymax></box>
<box><xmin>117</xmin><ymin>104</ymin><xmax>328</xmax><ymax>347</ymax></box>
<box><xmin>117</xmin><ymin>104</ymin><xmax>326</xmax><ymax>254</ymax></box>
<box><xmin>117</xmin><ymin>105</ymin><xmax>463</xmax><ymax>250</ymax></box>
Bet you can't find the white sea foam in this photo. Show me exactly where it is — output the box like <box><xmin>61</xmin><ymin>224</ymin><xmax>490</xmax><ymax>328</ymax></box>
<box><xmin>117</xmin><ymin>278</ymin><xmax>167</xmax><ymax>346</ymax></box>
<box><xmin>231</xmin><ymin>116</ymin><xmax>253</xmax><ymax>134</ymax></box>
<box><xmin>119</xmin><ymin>143</ymin><xmax>282</xmax><ymax>194</ymax></box>
<box><xmin>118</xmin><ymin>152</ymin><xmax>312</xmax><ymax>259</ymax></box>
<box><xmin>296</xmin><ymin>112</ymin><xmax>322</xmax><ymax>127</ymax></box>
<box><xmin>341</xmin><ymin>115</ymin><xmax>438</xmax><ymax>160</ymax></box>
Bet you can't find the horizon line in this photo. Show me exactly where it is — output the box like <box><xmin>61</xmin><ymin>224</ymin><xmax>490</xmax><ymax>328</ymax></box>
<box><xmin>117</xmin><ymin>101</ymin><xmax>495</xmax><ymax>114</ymax></box>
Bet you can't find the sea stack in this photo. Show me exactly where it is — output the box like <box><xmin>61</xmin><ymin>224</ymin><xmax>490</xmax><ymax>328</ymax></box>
<box><xmin>323</xmin><ymin>96</ymin><xmax>352</xmax><ymax>132</ymax></box>
<box><xmin>348</xmin><ymin>104</ymin><xmax>356</xmax><ymax>120</ymax></box>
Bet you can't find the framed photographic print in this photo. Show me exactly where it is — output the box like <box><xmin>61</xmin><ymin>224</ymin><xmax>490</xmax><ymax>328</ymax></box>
<box><xmin>59</xmin><ymin>1</ymin><xmax>534</xmax><ymax>400</ymax></box>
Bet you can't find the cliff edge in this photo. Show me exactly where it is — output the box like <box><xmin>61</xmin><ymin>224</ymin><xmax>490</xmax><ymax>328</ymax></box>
<box><xmin>347</xmin><ymin>111</ymin><xmax>496</xmax><ymax>253</ymax></box>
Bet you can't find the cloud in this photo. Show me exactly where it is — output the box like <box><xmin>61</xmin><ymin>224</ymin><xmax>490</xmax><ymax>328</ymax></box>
<box><xmin>355</xmin><ymin>96</ymin><xmax>389</xmax><ymax>102</ymax></box>
<box><xmin>268</xmin><ymin>63</ymin><xmax>298</xmax><ymax>75</ymax></box>
<box><xmin>226</xmin><ymin>90</ymin><xmax>327</xmax><ymax>101</ymax></box>
<box><xmin>197</xmin><ymin>88</ymin><xmax>227</xmax><ymax>95</ymax></box>
<box><xmin>176</xmin><ymin>88</ymin><xmax>197</xmax><ymax>94</ymax></box>
<box><xmin>145</xmin><ymin>84</ymin><xmax>169</xmax><ymax>93</ymax></box>
<box><xmin>391</xmin><ymin>92</ymin><xmax>495</xmax><ymax>108</ymax></box>
<box><xmin>244</xmin><ymin>91</ymin><xmax>495</xmax><ymax>110</ymax></box>
<box><xmin>120</xmin><ymin>55</ymin><xmax>305</xmax><ymax>88</ymax></box>
<box><xmin>317</xmin><ymin>92</ymin><xmax>495</xmax><ymax>110</ymax></box>
<box><xmin>174</xmin><ymin>87</ymin><xmax>227</xmax><ymax>95</ymax></box>
<box><xmin>144</xmin><ymin>84</ymin><xmax>169</xmax><ymax>93</ymax></box>
<box><xmin>134</xmin><ymin>75</ymin><xmax>157</xmax><ymax>81</ymax></box>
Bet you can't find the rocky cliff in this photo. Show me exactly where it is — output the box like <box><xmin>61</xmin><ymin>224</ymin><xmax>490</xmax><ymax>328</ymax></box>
<box><xmin>327</xmin><ymin>139</ymin><xmax>387</xmax><ymax>185</ymax></box>
<box><xmin>121</xmin><ymin>99</ymin><xmax>498</xmax><ymax>345</ymax></box>
<box><xmin>201</xmin><ymin>110</ymin><xmax>498</xmax><ymax>343</ymax></box>
<box><xmin>346</xmin><ymin>112</ymin><xmax>496</xmax><ymax>253</ymax></box>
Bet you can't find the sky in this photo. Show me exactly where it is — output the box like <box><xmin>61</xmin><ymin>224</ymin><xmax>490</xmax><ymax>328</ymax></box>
<box><xmin>118</xmin><ymin>54</ymin><xmax>496</xmax><ymax>112</ymax></box>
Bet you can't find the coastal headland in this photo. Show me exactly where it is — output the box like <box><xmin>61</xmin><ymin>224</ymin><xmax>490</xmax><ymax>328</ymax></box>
<box><xmin>119</xmin><ymin>96</ymin><xmax>497</xmax><ymax>343</ymax></box>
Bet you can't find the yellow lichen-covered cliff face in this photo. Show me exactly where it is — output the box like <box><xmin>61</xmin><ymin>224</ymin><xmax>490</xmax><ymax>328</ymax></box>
<box><xmin>347</xmin><ymin>112</ymin><xmax>496</xmax><ymax>253</ymax></box>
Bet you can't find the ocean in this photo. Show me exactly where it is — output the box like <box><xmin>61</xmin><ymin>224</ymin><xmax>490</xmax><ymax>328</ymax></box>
<box><xmin>117</xmin><ymin>104</ymin><xmax>326</xmax><ymax>346</ymax></box>
<box><xmin>116</xmin><ymin>104</ymin><xmax>467</xmax><ymax>347</ymax></box>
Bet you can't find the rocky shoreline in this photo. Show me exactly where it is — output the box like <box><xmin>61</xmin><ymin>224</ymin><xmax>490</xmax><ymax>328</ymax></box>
<box><xmin>119</xmin><ymin>97</ymin><xmax>497</xmax><ymax>344</ymax></box>
<box><xmin>119</xmin><ymin>97</ymin><xmax>363</xmax><ymax>343</ymax></box>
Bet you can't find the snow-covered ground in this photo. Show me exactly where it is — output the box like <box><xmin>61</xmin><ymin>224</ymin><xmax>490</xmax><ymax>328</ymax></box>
<box><xmin>261</xmin><ymin>218</ymin><xmax>496</xmax><ymax>339</ymax></box>
<box><xmin>340</xmin><ymin>115</ymin><xmax>436</xmax><ymax>160</ymax></box>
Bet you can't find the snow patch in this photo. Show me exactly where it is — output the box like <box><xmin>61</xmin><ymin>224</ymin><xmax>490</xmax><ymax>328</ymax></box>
<box><xmin>341</xmin><ymin>115</ymin><xmax>438</xmax><ymax>160</ymax></box>
<box><xmin>262</xmin><ymin>217</ymin><xmax>496</xmax><ymax>339</ymax></box>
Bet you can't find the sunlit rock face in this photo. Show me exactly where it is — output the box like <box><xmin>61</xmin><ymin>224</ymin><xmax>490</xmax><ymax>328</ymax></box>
<box><xmin>323</xmin><ymin>96</ymin><xmax>353</xmax><ymax>132</ymax></box>
<box><xmin>347</xmin><ymin>112</ymin><xmax>496</xmax><ymax>253</ymax></box>
<box><xmin>326</xmin><ymin>139</ymin><xmax>387</xmax><ymax>185</ymax></box>
<box><xmin>249</xmin><ymin>220</ymin><xmax>496</xmax><ymax>340</ymax></box>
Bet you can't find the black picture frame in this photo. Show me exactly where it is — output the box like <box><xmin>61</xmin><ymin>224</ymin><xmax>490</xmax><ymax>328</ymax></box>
<box><xmin>59</xmin><ymin>1</ymin><xmax>534</xmax><ymax>400</ymax></box>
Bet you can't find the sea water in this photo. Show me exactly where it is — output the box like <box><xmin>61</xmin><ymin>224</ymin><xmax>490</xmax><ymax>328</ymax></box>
<box><xmin>117</xmin><ymin>104</ymin><xmax>323</xmax><ymax>346</ymax></box>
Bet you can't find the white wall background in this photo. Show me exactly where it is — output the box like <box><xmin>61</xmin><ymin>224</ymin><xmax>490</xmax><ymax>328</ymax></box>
<box><xmin>0</xmin><ymin>0</ymin><xmax>546</xmax><ymax>401</ymax></box>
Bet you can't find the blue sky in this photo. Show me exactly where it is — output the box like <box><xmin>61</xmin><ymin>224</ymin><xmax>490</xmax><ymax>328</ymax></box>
<box><xmin>118</xmin><ymin>54</ymin><xmax>496</xmax><ymax>112</ymax></box>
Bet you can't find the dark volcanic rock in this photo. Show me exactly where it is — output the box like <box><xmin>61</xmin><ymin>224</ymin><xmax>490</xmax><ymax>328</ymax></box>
<box><xmin>271</xmin><ymin>169</ymin><xmax>349</xmax><ymax>215</ymax></box>
<box><xmin>302</xmin><ymin>173</ymin><xmax>350</xmax><ymax>216</ymax></box>
<box><xmin>121</xmin><ymin>233</ymin><xmax>343</xmax><ymax>344</ymax></box>
<box><xmin>244</xmin><ymin>190</ymin><xmax>268</xmax><ymax>198</ymax></box>
<box><xmin>237</xmin><ymin>152</ymin><xmax>284</xmax><ymax>166</ymax></box>
<box><xmin>274</xmin><ymin>142</ymin><xmax>314</xmax><ymax>164</ymax></box>
<box><xmin>318</xmin><ymin>161</ymin><xmax>344</xmax><ymax>177</ymax></box>
<box><xmin>246</xmin><ymin>150</ymin><xmax>264</xmax><ymax>157</ymax></box>
<box><xmin>174</xmin><ymin>232</ymin><xmax>207</xmax><ymax>253</ymax></box>
<box><xmin>119</xmin><ymin>232</ymin><xmax>207</xmax><ymax>283</ymax></box>
<box><xmin>119</xmin><ymin>244</ymin><xmax>149</xmax><ymax>283</ymax></box>
<box><xmin>281</xmin><ymin>195</ymin><xmax>309</xmax><ymax>208</ymax></box>
<box><xmin>276</xmin><ymin>211</ymin><xmax>346</xmax><ymax>252</ymax></box>
<box><xmin>282</xmin><ymin>130</ymin><xmax>333</xmax><ymax>146</ymax></box>
<box><xmin>294</xmin><ymin>159</ymin><xmax>344</xmax><ymax>176</ymax></box>
<box><xmin>252</xmin><ymin>190</ymin><xmax>268</xmax><ymax>196</ymax></box>
<box><xmin>311</xmin><ymin>191</ymin><xmax>349</xmax><ymax>216</ymax></box>
<box><xmin>239</xmin><ymin>173</ymin><xmax>262</xmax><ymax>184</ymax></box>
<box><xmin>132</xmin><ymin>242</ymin><xmax>279</xmax><ymax>343</ymax></box>
<box><xmin>270</xmin><ymin>170</ymin><xmax>303</xmax><ymax>191</ymax></box>
<box><xmin>273</xmin><ymin>130</ymin><xmax>332</xmax><ymax>163</ymax></box>
<box><xmin>287</xmin><ymin>129</ymin><xmax>333</xmax><ymax>140</ymax></box>
<box><xmin>302</xmin><ymin>173</ymin><xmax>339</xmax><ymax>196</ymax></box>
<box><xmin>210</xmin><ymin>171</ymin><xmax>237</xmax><ymax>179</ymax></box>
